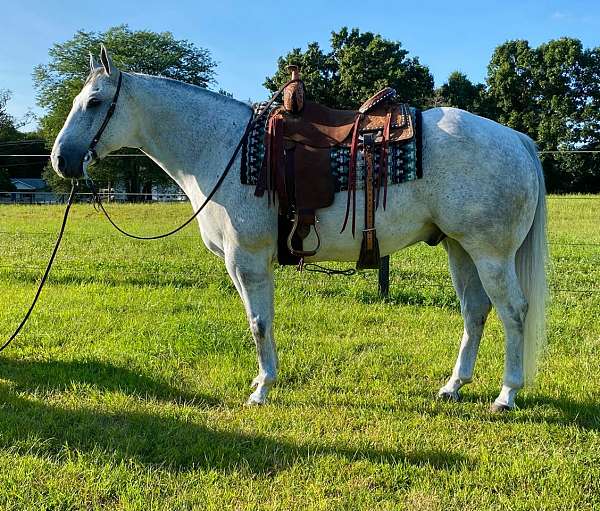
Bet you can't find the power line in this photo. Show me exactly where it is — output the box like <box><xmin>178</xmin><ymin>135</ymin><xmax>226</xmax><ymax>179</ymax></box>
<box><xmin>0</xmin><ymin>229</ymin><xmax>599</xmax><ymax>247</ymax></box>
<box><xmin>539</xmin><ymin>150</ymin><xmax>600</xmax><ymax>154</ymax></box>
<box><xmin>0</xmin><ymin>154</ymin><xmax>145</xmax><ymax>157</ymax></box>
<box><xmin>0</xmin><ymin>140</ymin><xmax>46</xmax><ymax>146</ymax></box>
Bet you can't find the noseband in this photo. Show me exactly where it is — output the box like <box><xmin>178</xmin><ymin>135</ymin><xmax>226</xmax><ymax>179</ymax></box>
<box><xmin>85</xmin><ymin>71</ymin><xmax>123</xmax><ymax>164</ymax></box>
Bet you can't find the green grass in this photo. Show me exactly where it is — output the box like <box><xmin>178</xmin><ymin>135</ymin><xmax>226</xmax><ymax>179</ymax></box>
<box><xmin>0</xmin><ymin>196</ymin><xmax>599</xmax><ymax>510</ymax></box>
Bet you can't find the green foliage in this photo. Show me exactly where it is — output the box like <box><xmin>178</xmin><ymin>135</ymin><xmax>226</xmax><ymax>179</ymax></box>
<box><xmin>0</xmin><ymin>168</ymin><xmax>15</xmax><ymax>191</ymax></box>
<box><xmin>486</xmin><ymin>38</ymin><xmax>600</xmax><ymax>192</ymax></box>
<box><xmin>264</xmin><ymin>27</ymin><xmax>434</xmax><ymax>109</ymax></box>
<box><xmin>0</xmin><ymin>199</ymin><xmax>599</xmax><ymax>508</ymax></box>
<box><xmin>0</xmin><ymin>90</ymin><xmax>22</xmax><ymax>142</ymax></box>
<box><xmin>435</xmin><ymin>71</ymin><xmax>496</xmax><ymax>118</ymax></box>
<box><xmin>34</xmin><ymin>25</ymin><xmax>217</xmax><ymax>195</ymax></box>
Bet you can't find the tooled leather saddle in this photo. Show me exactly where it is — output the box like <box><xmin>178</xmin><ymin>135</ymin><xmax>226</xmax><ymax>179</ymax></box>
<box><xmin>254</xmin><ymin>66</ymin><xmax>417</xmax><ymax>269</ymax></box>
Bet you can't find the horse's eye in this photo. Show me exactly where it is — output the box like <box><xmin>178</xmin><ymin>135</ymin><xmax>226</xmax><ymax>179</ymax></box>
<box><xmin>87</xmin><ymin>98</ymin><xmax>101</xmax><ymax>108</ymax></box>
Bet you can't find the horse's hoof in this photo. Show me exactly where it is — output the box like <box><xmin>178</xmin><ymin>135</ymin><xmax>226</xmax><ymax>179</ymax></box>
<box><xmin>490</xmin><ymin>402</ymin><xmax>513</xmax><ymax>413</ymax></box>
<box><xmin>245</xmin><ymin>391</ymin><xmax>267</xmax><ymax>407</ymax></box>
<box><xmin>437</xmin><ymin>389</ymin><xmax>461</xmax><ymax>402</ymax></box>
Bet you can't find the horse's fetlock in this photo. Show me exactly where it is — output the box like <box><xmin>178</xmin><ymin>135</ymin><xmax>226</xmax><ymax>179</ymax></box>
<box><xmin>255</xmin><ymin>372</ymin><xmax>276</xmax><ymax>386</ymax></box>
<box><xmin>262</xmin><ymin>373</ymin><xmax>276</xmax><ymax>385</ymax></box>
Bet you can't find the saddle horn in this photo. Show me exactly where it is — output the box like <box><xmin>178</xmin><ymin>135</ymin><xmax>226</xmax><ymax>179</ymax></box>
<box><xmin>283</xmin><ymin>65</ymin><xmax>305</xmax><ymax>114</ymax></box>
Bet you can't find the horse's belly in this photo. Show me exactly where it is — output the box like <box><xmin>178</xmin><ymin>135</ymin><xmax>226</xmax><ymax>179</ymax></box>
<box><xmin>305</xmin><ymin>183</ymin><xmax>434</xmax><ymax>263</ymax></box>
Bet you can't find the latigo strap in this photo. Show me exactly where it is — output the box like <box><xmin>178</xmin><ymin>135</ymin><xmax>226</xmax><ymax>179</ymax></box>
<box><xmin>357</xmin><ymin>133</ymin><xmax>381</xmax><ymax>269</ymax></box>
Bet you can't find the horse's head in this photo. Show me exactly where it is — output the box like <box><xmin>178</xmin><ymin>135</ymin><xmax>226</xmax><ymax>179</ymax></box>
<box><xmin>51</xmin><ymin>45</ymin><xmax>130</xmax><ymax>178</ymax></box>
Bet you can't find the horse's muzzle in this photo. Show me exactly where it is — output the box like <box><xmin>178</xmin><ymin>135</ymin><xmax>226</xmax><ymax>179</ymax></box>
<box><xmin>51</xmin><ymin>144</ymin><xmax>85</xmax><ymax>178</ymax></box>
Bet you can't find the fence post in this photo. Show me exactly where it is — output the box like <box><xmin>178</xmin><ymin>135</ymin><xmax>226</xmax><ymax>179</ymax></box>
<box><xmin>378</xmin><ymin>255</ymin><xmax>389</xmax><ymax>298</ymax></box>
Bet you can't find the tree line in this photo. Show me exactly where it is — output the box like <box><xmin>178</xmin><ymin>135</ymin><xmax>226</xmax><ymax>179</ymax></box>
<box><xmin>1</xmin><ymin>25</ymin><xmax>599</xmax><ymax>194</ymax></box>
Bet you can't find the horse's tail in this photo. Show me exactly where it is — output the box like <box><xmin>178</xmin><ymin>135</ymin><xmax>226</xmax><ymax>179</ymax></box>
<box><xmin>516</xmin><ymin>132</ymin><xmax>548</xmax><ymax>385</ymax></box>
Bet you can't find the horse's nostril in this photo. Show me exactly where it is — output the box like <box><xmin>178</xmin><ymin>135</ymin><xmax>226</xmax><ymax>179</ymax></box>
<box><xmin>57</xmin><ymin>155</ymin><xmax>66</xmax><ymax>172</ymax></box>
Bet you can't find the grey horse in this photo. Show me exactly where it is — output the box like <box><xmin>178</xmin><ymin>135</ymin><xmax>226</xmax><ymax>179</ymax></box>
<box><xmin>51</xmin><ymin>46</ymin><xmax>547</xmax><ymax>411</ymax></box>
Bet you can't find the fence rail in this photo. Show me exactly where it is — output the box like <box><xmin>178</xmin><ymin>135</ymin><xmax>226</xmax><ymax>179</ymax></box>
<box><xmin>0</xmin><ymin>262</ymin><xmax>598</xmax><ymax>295</ymax></box>
<box><xmin>0</xmin><ymin>191</ymin><xmax>188</xmax><ymax>204</ymax></box>
<box><xmin>1</xmin><ymin>190</ymin><xmax>599</xmax><ymax>206</ymax></box>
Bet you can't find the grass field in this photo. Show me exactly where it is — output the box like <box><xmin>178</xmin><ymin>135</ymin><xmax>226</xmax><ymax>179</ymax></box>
<box><xmin>0</xmin><ymin>197</ymin><xmax>599</xmax><ymax>510</ymax></box>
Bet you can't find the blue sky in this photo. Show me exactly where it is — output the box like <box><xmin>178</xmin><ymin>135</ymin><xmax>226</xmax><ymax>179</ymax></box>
<box><xmin>2</xmin><ymin>0</ymin><xmax>599</xmax><ymax>131</ymax></box>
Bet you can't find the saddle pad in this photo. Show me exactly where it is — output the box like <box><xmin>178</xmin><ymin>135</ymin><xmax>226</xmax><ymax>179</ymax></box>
<box><xmin>241</xmin><ymin>105</ymin><xmax>423</xmax><ymax>192</ymax></box>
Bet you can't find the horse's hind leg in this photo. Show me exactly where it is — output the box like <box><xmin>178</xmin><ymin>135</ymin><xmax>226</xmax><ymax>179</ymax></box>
<box><xmin>438</xmin><ymin>239</ymin><xmax>491</xmax><ymax>401</ymax></box>
<box><xmin>470</xmin><ymin>253</ymin><xmax>528</xmax><ymax>411</ymax></box>
<box><xmin>225</xmin><ymin>250</ymin><xmax>278</xmax><ymax>406</ymax></box>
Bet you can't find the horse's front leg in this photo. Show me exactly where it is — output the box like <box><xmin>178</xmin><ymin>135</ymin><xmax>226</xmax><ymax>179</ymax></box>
<box><xmin>225</xmin><ymin>250</ymin><xmax>278</xmax><ymax>405</ymax></box>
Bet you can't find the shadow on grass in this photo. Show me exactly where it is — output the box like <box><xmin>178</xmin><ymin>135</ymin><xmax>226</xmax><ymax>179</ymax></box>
<box><xmin>425</xmin><ymin>388</ymin><xmax>600</xmax><ymax>431</ymax></box>
<box><xmin>514</xmin><ymin>394</ymin><xmax>600</xmax><ymax>431</ymax></box>
<box><xmin>0</xmin><ymin>358</ymin><xmax>217</xmax><ymax>406</ymax></box>
<box><xmin>0</xmin><ymin>358</ymin><xmax>470</xmax><ymax>474</ymax></box>
<box><xmin>354</xmin><ymin>288</ymin><xmax>460</xmax><ymax>310</ymax></box>
<box><xmin>0</xmin><ymin>269</ymin><xmax>235</xmax><ymax>292</ymax></box>
<box><xmin>284</xmin><ymin>384</ymin><xmax>600</xmax><ymax>433</ymax></box>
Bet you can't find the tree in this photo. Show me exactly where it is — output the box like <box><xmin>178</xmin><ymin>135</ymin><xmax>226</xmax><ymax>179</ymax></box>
<box><xmin>435</xmin><ymin>71</ymin><xmax>496</xmax><ymax>118</ymax></box>
<box><xmin>0</xmin><ymin>90</ymin><xmax>22</xmax><ymax>142</ymax></box>
<box><xmin>487</xmin><ymin>38</ymin><xmax>600</xmax><ymax>192</ymax></box>
<box><xmin>0</xmin><ymin>91</ymin><xmax>47</xmax><ymax>186</ymax></box>
<box><xmin>34</xmin><ymin>25</ymin><xmax>217</xmax><ymax>197</ymax></box>
<box><xmin>0</xmin><ymin>169</ymin><xmax>15</xmax><ymax>192</ymax></box>
<box><xmin>264</xmin><ymin>27</ymin><xmax>434</xmax><ymax>109</ymax></box>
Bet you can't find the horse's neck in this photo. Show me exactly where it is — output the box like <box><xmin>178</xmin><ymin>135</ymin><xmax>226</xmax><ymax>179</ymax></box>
<box><xmin>128</xmin><ymin>73</ymin><xmax>252</xmax><ymax>196</ymax></box>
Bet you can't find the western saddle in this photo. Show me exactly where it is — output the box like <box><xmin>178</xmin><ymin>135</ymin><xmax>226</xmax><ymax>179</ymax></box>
<box><xmin>255</xmin><ymin>65</ymin><xmax>415</xmax><ymax>269</ymax></box>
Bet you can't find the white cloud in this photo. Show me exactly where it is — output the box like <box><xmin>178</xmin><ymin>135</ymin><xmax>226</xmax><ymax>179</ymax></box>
<box><xmin>550</xmin><ymin>10</ymin><xmax>598</xmax><ymax>23</ymax></box>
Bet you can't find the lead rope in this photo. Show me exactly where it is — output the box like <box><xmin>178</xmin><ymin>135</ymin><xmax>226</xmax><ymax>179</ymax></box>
<box><xmin>85</xmin><ymin>116</ymin><xmax>253</xmax><ymax>240</ymax></box>
<box><xmin>299</xmin><ymin>262</ymin><xmax>356</xmax><ymax>276</ymax></box>
<box><xmin>0</xmin><ymin>181</ymin><xmax>78</xmax><ymax>353</ymax></box>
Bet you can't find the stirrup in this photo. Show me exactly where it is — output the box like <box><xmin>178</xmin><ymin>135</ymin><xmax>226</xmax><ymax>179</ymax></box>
<box><xmin>287</xmin><ymin>214</ymin><xmax>321</xmax><ymax>257</ymax></box>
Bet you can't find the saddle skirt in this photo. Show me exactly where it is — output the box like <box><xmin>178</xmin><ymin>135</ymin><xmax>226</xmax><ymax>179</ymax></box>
<box><xmin>281</xmin><ymin>100</ymin><xmax>414</xmax><ymax>148</ymax></box>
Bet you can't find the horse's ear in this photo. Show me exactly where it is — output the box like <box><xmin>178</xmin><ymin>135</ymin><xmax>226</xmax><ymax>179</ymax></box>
<box><xmin>100</xmin><ymin>44</ymin><xmax>114</xmax><ymax>76</ymax></box>
<box><xmin>89</xmin><ymin>52</ymin><xmax>99</xmax><ymax>72</ymax></box>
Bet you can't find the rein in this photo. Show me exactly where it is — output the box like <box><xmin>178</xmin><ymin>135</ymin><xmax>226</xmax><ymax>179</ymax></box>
<box><xmin>86</xmin><ymin>116</ymin><xmax>254</xmax><ymax>240</ymax></box>
<box><xmin>0</xmin><ymin>182</ymin><xmax>77</xmax><ymax>353</ymax></box>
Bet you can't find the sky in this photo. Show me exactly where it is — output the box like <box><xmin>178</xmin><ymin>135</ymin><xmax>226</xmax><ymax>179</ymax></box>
<box><xmin>2</xmin><ymin>0</ymin><xmax>599</xmax><ymax>131</ymax></box>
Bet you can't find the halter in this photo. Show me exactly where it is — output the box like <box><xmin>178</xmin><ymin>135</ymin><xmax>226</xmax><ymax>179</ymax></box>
<box><xmin>84</xmin><ymin>70</ymin><xmax>123</xmax><ymax>165</ymax></box>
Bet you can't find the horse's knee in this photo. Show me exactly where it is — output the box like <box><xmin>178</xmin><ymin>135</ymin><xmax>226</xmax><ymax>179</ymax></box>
<box><xmin>249</xmin><ymin>315</ymin><xmax>267</xmax><ymax>339</ymax></box>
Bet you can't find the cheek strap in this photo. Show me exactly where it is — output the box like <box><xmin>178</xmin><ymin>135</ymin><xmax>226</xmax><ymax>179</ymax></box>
<box><xmin>88</xmin><ymin>70</ymin><xmax>123</xmax><ymax>160</ymax></box>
